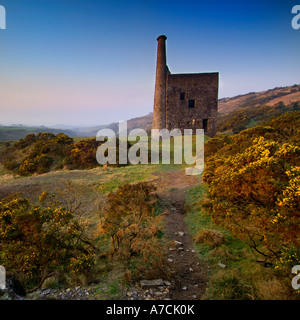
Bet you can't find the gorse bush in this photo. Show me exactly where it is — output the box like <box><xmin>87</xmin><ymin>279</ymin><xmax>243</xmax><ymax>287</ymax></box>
<box><xmin>2</xmin><ymin>133</ymin><xmax>130</xmax><ymax>176</ymax></box>
<box><xmin>4</xmin><ymin>133</ymin><xmax>74</xmax><ymax>175</ymax></box>
<box><xmin>0</xmin><ymin>196</ymin><xmax>96</xmax><ymax>292</ymax></box>
<box><xmin>65</xmin><ymin>138</ymin><xmax>130</xmax><ymax>169</ymax></box>
<box><xmin>65</xmin><ymin>138</ymin><xmax>100</xmax><ymax>169</ymax></box>
<box><xmin>203</xmin><ymin>111</ymin><xmax>300</xmax><ymax>266</ymax></box>
<box><xmin>100</xmin><ymin>182</ymin><xmax>167</xmax><ymax>279</ymax></box>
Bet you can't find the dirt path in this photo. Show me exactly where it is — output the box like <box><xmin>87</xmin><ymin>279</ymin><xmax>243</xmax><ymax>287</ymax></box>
<box><xmin>152</xmin><ymin>170</ymin><xmax>209</xmax><ymax>300</ymax></box>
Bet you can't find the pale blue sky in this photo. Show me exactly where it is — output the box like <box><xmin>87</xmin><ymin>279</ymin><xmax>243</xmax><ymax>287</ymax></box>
<box><xmin>0</xmin><ymin>0</ymin><xmax>299</xmax><ymax>126</ymax></box>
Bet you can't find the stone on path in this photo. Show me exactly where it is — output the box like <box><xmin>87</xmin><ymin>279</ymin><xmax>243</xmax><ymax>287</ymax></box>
<box><xmin>140</xmin><ymin>279</ymin><xmax>164</xmax><ymax>289</ymax></box>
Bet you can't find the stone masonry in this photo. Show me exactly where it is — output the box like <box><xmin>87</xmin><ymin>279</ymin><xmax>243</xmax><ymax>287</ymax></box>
<box><xmin>152</xmin><ymin>35</ymin><xmax>219</xmax><ymax>137</ymax></box>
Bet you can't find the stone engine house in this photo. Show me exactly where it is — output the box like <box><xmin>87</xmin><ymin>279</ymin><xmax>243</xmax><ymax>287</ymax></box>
<box><xmin>152</xmin><ymin>35</ymin><xmax>219</xmax><ymax>137</ymax></box>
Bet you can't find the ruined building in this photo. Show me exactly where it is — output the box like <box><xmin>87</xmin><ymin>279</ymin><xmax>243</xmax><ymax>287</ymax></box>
<box><xmin>152</xmin><ymin>35</ymin><xmax>219</xmax><ymax>137</ymax></box>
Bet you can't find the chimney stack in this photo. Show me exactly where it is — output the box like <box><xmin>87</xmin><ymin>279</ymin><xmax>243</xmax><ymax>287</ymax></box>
<box><xmin>152</xmin><ymin>35</ymin><xmax>167</xmax><ymax>130</ymax></box>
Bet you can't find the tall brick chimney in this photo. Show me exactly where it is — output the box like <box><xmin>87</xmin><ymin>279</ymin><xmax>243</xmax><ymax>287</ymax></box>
<box><xmin>152</xmin><ymin>35</ymin><xmax>167</xmax><ymax>131</ymax></box>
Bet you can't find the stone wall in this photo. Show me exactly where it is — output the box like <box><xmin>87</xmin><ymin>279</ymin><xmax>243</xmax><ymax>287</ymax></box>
<box><xmin>166</xmin><ymin>73</ymin><xmax>219</xmax><ymax>137</ymax></box>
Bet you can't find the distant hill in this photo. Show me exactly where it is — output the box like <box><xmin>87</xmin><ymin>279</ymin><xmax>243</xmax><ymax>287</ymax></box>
<box><xmin>72</xmin><ymin>113</ymin><xmax>153</xmax><ymax>137</ymax></box>
<box><xmin>218</xmin><ymin>84</ymin><xmax>300</xmax><ymax>115</ymax></box>
<box><xmin>0</xmin><ymin>126</ymin><xmax>76</xmax><ymax>142</ymax></box>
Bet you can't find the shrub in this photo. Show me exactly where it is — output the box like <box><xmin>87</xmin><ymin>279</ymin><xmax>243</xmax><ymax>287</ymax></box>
<box><xmin>203</xmin><ymin>111</ymin><xmax>300</xmax><ymax>266</ymax></box>
<box><xmin>2</xmin><ymin>132</ymin><xmax>132</xmax><ymax>176</ymax></box>
<box><xmin>207</xmin><ymin>270</ymin><xmax>254</xmax><ymax>300</ymax></box>
<box><xmin>3</xmin><ymin>158</ymin><xmax>19</xmax><ymax>172</ymax></box>
<box><xmin>100</xmin><ymin>182</ymin><xmax>167</xmax><ymax>279</ymax></box>
<box><xmin>0</xmin><ymin>196</ymin><xmax>96</xmax><ymax>292</ymax></box>
<box><xmin>65</xmin><ymin>138</ymin><xmax>101</xmax><ymax>169</ymax></box>
<box><xmin>194</xmin><ymin>228</ymin><xmax>226</xmax><ymax>247</ymax></box>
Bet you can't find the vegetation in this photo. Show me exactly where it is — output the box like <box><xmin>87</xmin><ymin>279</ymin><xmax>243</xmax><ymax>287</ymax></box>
<box><xmin>189</xmin><ymin>110</ymin><xmax>300</xmax><ymax>299</ymax></box>
<box><xmin>0</xmin><ymin>180</ymin><xmax>166</xmax><ymax>294</ymax></box>
<box><xmin>0</xmin><ymin>126</ymin><xmax>76</xmax><ymax>142</ymax></box>
<box><xmin>217</xmin><ymin>102</ymin><xmax>299</xmax><ymax>134</ymax></box>
<box><xmin>185</xmin><ymin>182</ymin><xmax>297</xmax><ymax>300</ymax></box>
<box><xmin>1</xmin><ymin>108</ymin><xmax>300</xmax><ymax>300</ymax></box>
<box><xmin>100</xmin><ymin>182</ymin><xmax>167</xmax><ymax>280</ymax></box>
<box><xmin>1</xmin><ymin>133</ymin><xmax>130</xmax><ymax>176</ymax></box>
<box><xmin>0</xmin><ymin>195</ymin><xmax>96</xmax><ymax>292</ymax></box>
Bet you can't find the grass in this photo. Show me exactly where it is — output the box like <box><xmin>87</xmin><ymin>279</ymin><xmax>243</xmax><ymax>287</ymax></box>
<box><xmin>184</xmin><ymin>183</ymin><xmax>247</xmax><ymax>264</ymax></box>
<box><xmin>92</xmin><ymin>270</ymin><xmax>126</xmax><ymax>300</ymax></box>
<box><xmin>246</xmin><ymin>118</ymin><xmax>259</xmax><ymax>129</ymax></box>
<box><xmin>97</xmin><ymin>164</ymin><xmax>159</xmax><ymax>193</ymax></box>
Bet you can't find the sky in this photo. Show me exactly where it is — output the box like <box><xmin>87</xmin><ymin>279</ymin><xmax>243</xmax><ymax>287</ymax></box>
<box><xmin>0</xmin><ymin>0</ymin><xmax>299</xmax><ymax>127</ymax></box>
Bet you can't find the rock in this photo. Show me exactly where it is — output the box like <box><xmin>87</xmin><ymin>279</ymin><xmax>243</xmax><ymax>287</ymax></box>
<box><xmin>178</xmin><ymin>247</ymin><xmax>184</xmax><ymax>251</ymax></box>
<box><xmin>218</xmin><ymin>262</ymin><xmax>226</xmax><ymax>268</ymax></box>
<box><xmin>126</xmin><ymin>292</ymin><xmax>133</xmax><ymax>297</ymax></box>
<box><xmin>189</xmin><ymin>267</ymin><xmax>194</xmax><ymax>272</ymax></box>
<box><xmin>168</xmin><ymin>258</ymin><xmax>173</xmax><ymax>263</ymax></box>
<box><xmin>192</xmin><ymin>250</ymin><xmax>196</xmax><ymax>253</ymax></box>
<box><xmin>182</xmin><ymin>286</ymin><xmax>188</xmax><ymax>291</ymax></box>
<box><xmin>173</xmin><ymin>240</ymin><xmax>182</xmax><ymax>246</ymax></box>
<box><xmin>192</xmin><ymin>295</ymin><xmax>197</xmax><ymax>299</ymax></box>
<box><xmin>140</xmin><ymin>279</ymin><xmax>164</xmax><ymax>289</ymax></box>
<box><xmin>164</xmin><ymin>281</ymin><xmax>171</xmax><ymax>286</ymax></box>
<box><xmin>43</xmin><ymin>289</ymin><xmax>51</xmax><ymax>295</ymax></box>
<box><xmin>178</xmin><ymin>231</ymin><xmax>185</xmax><ymax>237</ymax></box>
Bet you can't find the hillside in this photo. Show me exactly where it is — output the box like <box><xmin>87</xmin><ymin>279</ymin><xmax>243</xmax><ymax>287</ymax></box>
<box><xmin>73</xmin><ymin>113</ymin><xmax>154</xmax><ymax>137</ymax></box>
<box><xmin>217</xmin><ymin>101</ymin><xmax>299</xmax><ymax>134</ymax></box>
<box><xmin>0</xmin><ymin>126</ymin><xmax>76</xmax><ymax>142</ymax></box>
<box><xmin>218</xmin><ymin>84</ymin><xmax>300</xmax><ymax>115</ymax></box>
